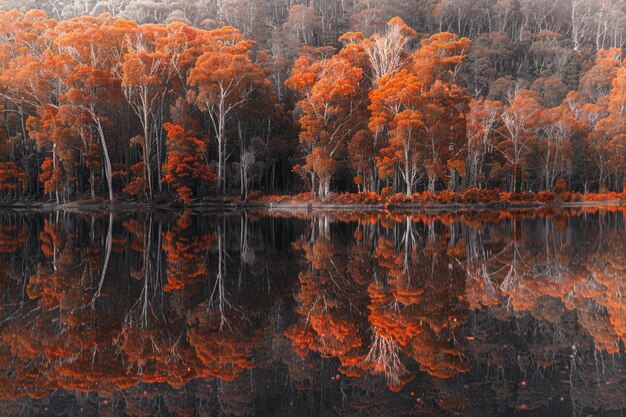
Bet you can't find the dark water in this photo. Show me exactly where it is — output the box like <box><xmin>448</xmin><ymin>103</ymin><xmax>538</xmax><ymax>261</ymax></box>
<box><xmin>0</xmin><ymin>207</ymin><xmax>625</xmax><ymax>416</ymax></box>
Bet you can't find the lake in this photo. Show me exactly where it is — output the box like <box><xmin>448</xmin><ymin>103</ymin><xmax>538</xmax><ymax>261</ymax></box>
<box><xmin>0</xmin><ymin>207</ymin><xmax>624</xmax><ymax>416</ymax></box>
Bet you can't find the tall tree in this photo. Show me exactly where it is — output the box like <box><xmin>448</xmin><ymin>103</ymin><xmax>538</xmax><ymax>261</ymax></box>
<box><xmin>54</xmin><ymin>15</ymin><xmax>129</xmax><ymax>201</ymax></box>
<box><xmin>537</xmin><ymin>103</ymin><xmax>580</xmax><ymax>190</ymax></box>
<box><xmin>360</xmin><ymin>17</ymin><xmax>416</xmax><ymax>84</ymax></box>
<box><xmin>497</xmin><ymin>89</ymin><xmax>544</xmax><ymax>192</ymax></box>
<box><xmin>466</xmin><ymin>98</ymin><xmax>501</xmax><ymax>188</ymax></box>
<box><xmin>286</xmin><ymin>46</ymin><xmax>366</xmax><ymax>197</ymax></box>
<box><xmin>591</xmin><ymin>64</ymin><xmax>626</xmax><ymax>191</ymax></box>
<box><xmin>369</xmin><ymin>69</ymin><xmax>425</xmax><ymax>195</ymax></box>
<box><xmin>119</xmin><ymin>23</ymin><xmax>172</xmax><ymax>199</ymax></box>
<box><xmin>188</xmin><ymin>26</ymin><xmax>268</xmax><ymax>194</ymax></box>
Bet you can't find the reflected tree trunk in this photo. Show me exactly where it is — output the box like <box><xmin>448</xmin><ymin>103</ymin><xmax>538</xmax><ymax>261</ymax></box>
<box><xmin>91</xmin><ymin>212</ymin><xmax>113</xmax><ymax>308</ymax></box>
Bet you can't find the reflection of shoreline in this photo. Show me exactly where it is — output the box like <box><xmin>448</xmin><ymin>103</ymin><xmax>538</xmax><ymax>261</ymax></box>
<box><xmin>1</xmin><ymin>199</ymin><xmax>625</xmax><ymax>214</ymax></box>
<box><xmin>4</xmin><ymin>201</ymin><xmax>626</xmax><ymax>222</ymax></box>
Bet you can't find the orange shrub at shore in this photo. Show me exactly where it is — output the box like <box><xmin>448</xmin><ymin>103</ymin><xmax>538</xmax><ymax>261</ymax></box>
<box><xmin>208</xmin><ymin>189</ymin><xmax>625</xmax><ymax>207</ymax></box>
<box><xmin>461</xmin><ymin>188</ymin><xmax>500</xmax><ymax>204</ymax></box>
<box><xmin>435</xmin><ymin>190</ymin><xmax>461</xmax><ymax>204</ymax></box>
<box><xmin>535</xmin><ymin>192</ymin><xmax>556</xmax><ymax>203</ymax></box>
<box><xmin>582</xmin><ymin>192</ymin><xmax>625</xmax><ymax>202</ymax></box>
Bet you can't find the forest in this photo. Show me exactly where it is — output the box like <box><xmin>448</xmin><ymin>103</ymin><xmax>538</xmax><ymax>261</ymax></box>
<box><xmin>0</xmin><ymin>0</ymin><xmax>626</xmax><ymax>204</ymax></box>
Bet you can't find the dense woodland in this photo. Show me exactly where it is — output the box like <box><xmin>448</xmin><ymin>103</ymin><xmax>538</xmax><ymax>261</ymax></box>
<box><xmin>1</xmin><ymin>1</ymin><xmax>626</xmax><ymax>203</ymax></box>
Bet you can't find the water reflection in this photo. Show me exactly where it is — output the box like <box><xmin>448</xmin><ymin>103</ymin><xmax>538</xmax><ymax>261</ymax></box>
<box><xmin>0</xmin><ymin>207</ymin><xmax>625</xmax><ymax>416</ymax></box>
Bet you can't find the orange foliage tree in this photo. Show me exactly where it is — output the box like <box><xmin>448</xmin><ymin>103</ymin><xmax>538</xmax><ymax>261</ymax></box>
<box><xmin>161</xmin><ymin>122</ymin><xmax>215</xmax><ymax>204</ymax></box>
<box><xmin>0</xmin><ymin>162</ymin><xmax>28</xmax><ymax>199</ymax></box>
<box><xmin>466</xmin><ymin>98</ymin><xmax>501</xmax><ymax>188</ymax></box>
<box><xmin>496</xmin><ymin>90</ymin><xmax>544</xmax><ymax>192</ymax></box>
<box><xmin>286</xmin><ymin>44</ymin><xmax>367</xmax><ymax>197</ymax></box>
<box><xmin>369</xmin><ymin>32</ymin><xmax>470</xmax><ymax>194</ymax></box>
<box><xmin>52</xmin><ymin>16</ymin><xmax>128</xmax><ymax>201</ymax></box>
<box><xmin>369</xmin><ymin>69</ymin><xmax>425</xmax><ymax>195</ymax></box>
<box><xmin>188</xmin><ymin>27</ymin><xmax>269</xmax><ymax>194</ymax></box>
<box><xmin>119</xmin><ymin>24</ymin><xmax>174</xmax><ymax>199</ymax></box>
<box><xmin>591</xmin><ymin>63</ymin><xmax>626</xmax><ymax>191</ymax></box>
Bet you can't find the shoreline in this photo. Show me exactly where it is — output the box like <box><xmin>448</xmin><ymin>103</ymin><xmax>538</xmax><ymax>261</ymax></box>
<box><xmin>1</xmin><ymin>198</ymin><xmax>624</xmax><ymax>213</ymax></box>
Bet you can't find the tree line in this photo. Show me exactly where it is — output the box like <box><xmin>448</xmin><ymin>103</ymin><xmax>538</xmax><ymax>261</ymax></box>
<box><xmin>0</xmin><ymin>6</ymin><xmax>625</xmax><ymax>203</ymax></box>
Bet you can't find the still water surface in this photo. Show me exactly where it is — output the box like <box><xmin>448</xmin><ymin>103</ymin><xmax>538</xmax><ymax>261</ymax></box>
<box><xmin>0</xmin><ymin>207</ymin><xmax>625</xmax><ymax>416</ymax></box>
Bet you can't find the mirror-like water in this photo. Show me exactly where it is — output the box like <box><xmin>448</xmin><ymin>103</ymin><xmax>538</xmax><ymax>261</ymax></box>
<box><xmin>0</xmin><ymin>207</ymin><xmax>625</xmax><ymax>416</ymax></box>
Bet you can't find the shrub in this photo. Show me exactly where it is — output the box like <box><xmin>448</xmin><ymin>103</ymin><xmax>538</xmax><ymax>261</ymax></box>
<box><xmin>388</xmin><ymin>193</ymin><xmax>412</xmax><ymax>205</ymax></box>
<box><xmin>582</xmin><ymin>192</ymin><xmax>623</xmax><ymax>202</ymax></box>
<box><xmin>334</xmin><ymin>193</ymin><xmax>356</xmax><ymax>204</ymax></box>
<box><xmin>461</xmin><ymin>188</ymin><xmax>500</xmax><ymax>204</ymax></box>
<box><xmin>500</xmin><ymin>192</ymin><xmax>535</xmax><ymax>202</ymax></box>
<box><xmin>483</xmin><ymin>189</ymin><xmax>501</xmax><ymax>202</ymax></box>
<box><xmin>277</xmin><ymin>195</ymin><xmax>292</xmax><ymax>203</ymax></box>
<box><xmin>321</xmin><ymin>192</ymin><xmax>338</xmax><ymax>204</ymax></box>
<box><xmin>581</xmin><ymin>193</ymin><xmax>596</xmax><ymax>202</ymax></box>
<box><xmin>461</xmin><ymin>188</ymin><xmax>482</xmax><ymax>204</ymax></box>
<box><xmin>358</xmin><ymin>191</ymin><xmax>382</xmax><ymax>204</ymax></box>
<box><xmin>154</xmin><ymin>191</ymin><xmax>175</xmax><ymax>203</ymax></box>
<box><xmin>292</xmin><ymin>192</ymin><xmax>315</xmax><ymax>202</ymax></box>
<box><xmin>417</xmin><ymin>191</ymin><xmax>437</xmax><ymax>204</ymax></box>
<box><xmin>550</xmin><ymin>191</ymin><xmax>582</xmax><ymax>202</ymax></box>
<box><xmin>513</xmin><ymin>192</ymin><xmax>535</xmax><ymax>201</ymax></box>
<box><xmin>569</xmin><ymin>192</ymin><xmax>583</xmax><ymax>202</ymax></box>
<box><xmin>260</xmin><ymin>194</ymin><xmax>291</xmax><ymax>203</ymax></box>
<box><xmin>536</xmin><ymin>191</ymin><xmax>556</xmax><ymax>203</ymax></box>
<box><xmin>436</xmin><ymin>190</ymin><xmax>460</xmax><ymax>203</ymax></box>
<box><xmin>333</xmin><ymin>193</ymin><xmax>349</xmax><ymax>204</ymax></box>
<box><xmin>247</xmin><ymin>190</ymin><xmax>263</xmax><ymax>201</ymax></box>
<box><xmin>381</xmin><ymin>187</ymin><xmax>393</xmax><ymax>198</ymax></box>
<box><xmin>329</xmin><ymin>192</ymin><xmax>383</xmax><ymax>205</ymax></box>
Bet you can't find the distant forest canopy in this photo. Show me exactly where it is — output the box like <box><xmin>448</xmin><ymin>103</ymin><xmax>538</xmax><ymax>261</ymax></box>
<box><xmin>0</xmin><ymin>0</ymin><xmax>625</xmax><ymax>203</ymax></box>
